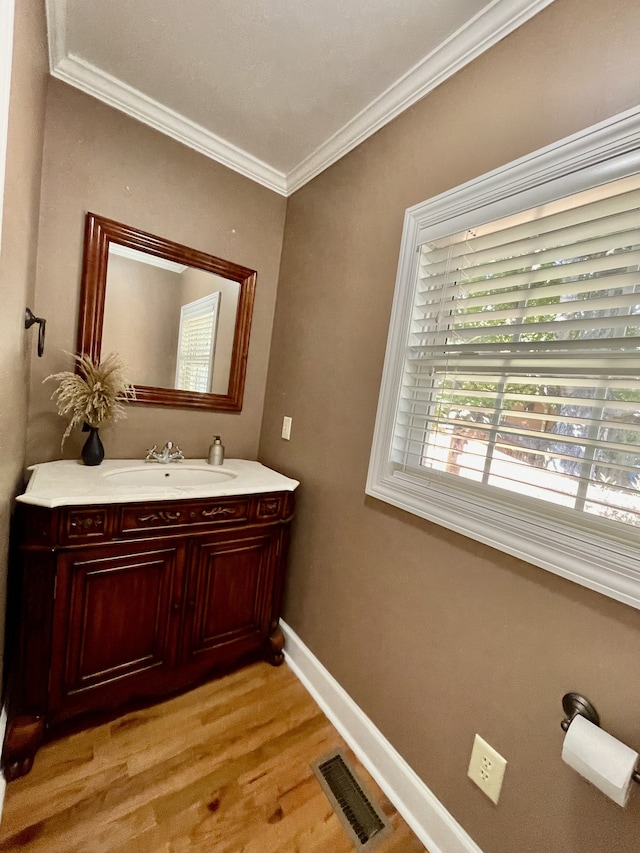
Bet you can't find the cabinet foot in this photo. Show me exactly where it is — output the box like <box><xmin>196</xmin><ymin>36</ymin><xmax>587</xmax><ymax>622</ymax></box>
<box><xmin>2</xmin><ymin>716</ymin><xmax>44</xmax><ymax>781</ymax></box>
<box><xmin>266</xmin><ymin>624</ymin><xmax>285</xmax><ymax>666</ymax></box>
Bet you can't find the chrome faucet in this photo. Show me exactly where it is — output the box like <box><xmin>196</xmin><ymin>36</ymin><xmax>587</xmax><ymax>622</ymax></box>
<box><xmin>145</xmin><ymin>441</ymin><xmax>184</xmax><ymax>463</ymax></box>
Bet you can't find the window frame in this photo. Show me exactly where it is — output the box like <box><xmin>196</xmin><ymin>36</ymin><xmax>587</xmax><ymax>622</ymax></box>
<box><xmin>174</xmin><ymin>292</ymin><xmax>221</xmax><ymax>393</ymax></box>
<box><xmin>366</xmin><ymin>105</ymin><xmax>640</xmax><ymax>610</ymax></box>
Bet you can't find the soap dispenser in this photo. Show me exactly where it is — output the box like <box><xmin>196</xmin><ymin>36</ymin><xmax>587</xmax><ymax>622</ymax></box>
<box><xmin>208</xmin><ymin>435</ymin><xmax>224</xmax><ymax>466</ymax></box>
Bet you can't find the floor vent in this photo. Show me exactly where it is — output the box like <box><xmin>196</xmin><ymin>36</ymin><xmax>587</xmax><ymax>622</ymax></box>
<box><xmin>311</xmin><ymin>748</ymin><xmax>393</xmax><ymax>850</ymax></box>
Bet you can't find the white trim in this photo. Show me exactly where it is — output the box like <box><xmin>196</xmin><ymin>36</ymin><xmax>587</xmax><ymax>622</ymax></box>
<box><xmin>286</xmin><ymin>0</ymin><xmax>556</xmax><ymax>193</ymax></box>
<box><xmin>366</xmin><ymin>104</ymin><xmax>640</xmax><ymax>611</ymax></box>
<box><xmin>0</xmin><ymin>0</ymin><xmax>15</xmax><ymax>252</ymax></box>
<box><xmin>49</xmin><ymin>53</ymin><xmax>290</xmax><ymax>196</ymax></box>
<box><xmin>44</xmin><ymin>0</ymin><xmax>65</xmax><ymax>71</ymax></box>
<box><xmin>410</xmin><ymin>105</ymin><xmax>640</xmax><ymax>242</ymax></box>
<box><xmin>281</xmin><ymin>620</ymin><xmax>483</xmax><ymax>853</ymax></box>
<box><xmin>46</xmin><ymin>0</ymin><xmax>555</xmax><ymax>195</ymax></box>
<box><xmin>44</xmin><ymin>0</ymin><xmax>288</xmax><ymax>195</ymax></box>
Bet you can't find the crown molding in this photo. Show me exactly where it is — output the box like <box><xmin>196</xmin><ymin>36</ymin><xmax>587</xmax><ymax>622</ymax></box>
<box><xmin>50</xmin><ymin>53</ymin><xmax>289</xmax><ymax>195</ymax></box>
<box><xmin>46</xmin><ymin>0</ymin><xmax>556</xmax><ymax>197</ymax></box>
<box><xmin>45</xmin><ymin>0</ymin><xmax>65</xmax><ymax>72</ymax></box>
<box><xmin>45</xmin><ymin>1</ymin><xmax>288</xmax><ymax>195</ymax></box>
<box><xmin>286</xmin><ymin>0</ymin><xmax>556</xmax><ymax>193</ymax></box>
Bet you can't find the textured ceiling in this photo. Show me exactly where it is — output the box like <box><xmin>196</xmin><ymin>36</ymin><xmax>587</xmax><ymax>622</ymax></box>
<box><xmin>46</xmin><ymin>0</ymin><xmax>555</xmax><ymax>194</ymax></box>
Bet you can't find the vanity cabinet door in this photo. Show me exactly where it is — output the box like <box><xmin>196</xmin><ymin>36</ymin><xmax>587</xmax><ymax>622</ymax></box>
<box><xmin>49</xmin><ymin>542</ymin><xmax>182</xmax><ymax>723</ymax></box>
<box><xmin>181</xmin><ymin>527</ymin><xmax>278</xmax><ymax>675</ymax></box>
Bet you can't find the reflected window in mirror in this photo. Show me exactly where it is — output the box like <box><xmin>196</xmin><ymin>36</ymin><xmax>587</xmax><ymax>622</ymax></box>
<box><xmin>175</xmin><ymin>292</ymin><xmax>221</xmax><ymax>393</ymax></box>
<box><xmin>78</xmin><ymin>213</ymin><xmax>256</xmax><ymax>411</ymax></box>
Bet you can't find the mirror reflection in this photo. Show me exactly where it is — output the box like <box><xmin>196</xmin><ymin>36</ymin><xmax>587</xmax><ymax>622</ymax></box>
<box><xmin>102</xmin><ymin>245</ymin><xmax>240</xmax><ymax>395</ymax></box>
<box><xmin>77</xmin><ymin>213</ymin><xmax>257</xmax><ymax>412</ymax></box>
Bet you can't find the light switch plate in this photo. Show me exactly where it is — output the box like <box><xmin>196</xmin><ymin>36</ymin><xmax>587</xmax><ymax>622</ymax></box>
<box><xmin>281</xmin><ymin>416</ymin><xmax>292</xmax><ymax>440</ymax></box>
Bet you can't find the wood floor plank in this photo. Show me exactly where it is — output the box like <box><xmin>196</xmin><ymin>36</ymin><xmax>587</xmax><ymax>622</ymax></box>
<box><xmin>0</xmin><ymin>662</ymin><xmax>428</xmax><ymax>853</ymax></box>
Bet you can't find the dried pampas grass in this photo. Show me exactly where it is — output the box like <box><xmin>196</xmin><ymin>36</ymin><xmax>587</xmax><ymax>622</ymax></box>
<box><xmin>45</xmin><ymin>352</ymin><xmax>136</xmax><ymax>447</ymax></box>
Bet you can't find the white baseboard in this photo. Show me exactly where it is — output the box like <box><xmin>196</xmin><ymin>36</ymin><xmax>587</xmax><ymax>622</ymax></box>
<box><xmin>281</xmin><ymin>620</ymin><xmax>482</xmax><ymax>853</ymax></box>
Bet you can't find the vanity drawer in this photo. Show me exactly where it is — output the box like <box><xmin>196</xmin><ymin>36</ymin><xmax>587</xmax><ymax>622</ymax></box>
<box><xmin>117</xmin><ymin>497</ymin><xmax>250</xmax><ymax>536</ymax></box>
<box><xmin>256</xmin><ymin>493</ymin><xmax>286</xmax><ymax>520</ymax></box>
<box><xmin>58</xmin><ymin>506</ymin><xmax>113</xmax><ymax>545</ymax></box>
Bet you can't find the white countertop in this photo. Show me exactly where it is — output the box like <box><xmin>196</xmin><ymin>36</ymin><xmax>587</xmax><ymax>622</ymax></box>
<box><xmin>17</xmin><ymin>459</ymin><xmax>299</xmax><ymax>508</ymax></box>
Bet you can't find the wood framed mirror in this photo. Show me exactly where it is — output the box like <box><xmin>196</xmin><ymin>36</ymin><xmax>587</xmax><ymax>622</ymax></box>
<box><xmin>77</xmin><ymin>213</ymin><xmax>257</xmax><ymax>411</ymax></box>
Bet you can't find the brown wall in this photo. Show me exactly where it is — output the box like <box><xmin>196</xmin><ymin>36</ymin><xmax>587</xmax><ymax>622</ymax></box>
<box><xmin>28</xmin><ymin>80</ymin><xmax>287</xmax><ymax>464</ymax></box>
<box><xmin>0</xmin><ymin>0</ymin><xmax>48</xmax><ymax>677</ymax></box>
<box><xmin>259</xmin><ymin>1</ymin><xmax>640</xmax><ymax>850</ymax></box>
<box><xmin>6</xmin><ymin>1</ymin><xmax>640</xmax><ymax>849</ymax></box>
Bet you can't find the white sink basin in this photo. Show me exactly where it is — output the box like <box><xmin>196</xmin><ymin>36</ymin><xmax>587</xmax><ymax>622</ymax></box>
<box><xmin>103</xmin><ymin>465</ymin><xmax>237</xmax><ymax>488</ymax></box>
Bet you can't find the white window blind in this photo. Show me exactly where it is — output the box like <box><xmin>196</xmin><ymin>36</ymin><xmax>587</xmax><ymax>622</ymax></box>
<box><xmin>175</xmin><ymin>293</ymin><xmax>220</xmax><ymax>393</ymax></box>
<box><xmin>399</xmin><ymin>174</ymin><xmax>640</xmax><ymax>529</ymax></box>
<box><xmin>367</xmin><ymin>106</ymin><xmax>640</xmax><ymax>609</ymax></box>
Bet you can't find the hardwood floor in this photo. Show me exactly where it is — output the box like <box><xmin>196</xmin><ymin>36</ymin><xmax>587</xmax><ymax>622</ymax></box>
<box><xmin>0</xmin><ymin>662</ymin><xmax>428</xmax><ymax>852</ymax></box>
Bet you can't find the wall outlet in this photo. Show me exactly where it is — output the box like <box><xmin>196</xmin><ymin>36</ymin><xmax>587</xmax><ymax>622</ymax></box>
<box><xmin>281</xmin><ymin>416</ymin><xmax>292</xmax><ymax>440</ymax></box>
<box><xmin>467</xmin><ymin>734</ymin><xmax>507</xmax><ymax>804</ymax></box>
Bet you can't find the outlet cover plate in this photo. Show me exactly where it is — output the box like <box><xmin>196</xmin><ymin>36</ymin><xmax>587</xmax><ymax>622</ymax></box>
<box><xmin>468</xmin><ymin>733</ymin><xmax>507</xmax><ymax>804</ymax></box>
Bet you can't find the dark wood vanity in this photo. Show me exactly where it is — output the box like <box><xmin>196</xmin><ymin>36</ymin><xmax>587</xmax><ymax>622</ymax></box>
<box><xmin>4</xmin><ymin>482</ymin><xmax>295</xmax><ymax>781</ymax></box>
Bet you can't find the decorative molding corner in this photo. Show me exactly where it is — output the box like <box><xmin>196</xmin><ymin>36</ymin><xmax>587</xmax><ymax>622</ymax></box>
<box><xmin>46</xmin><ymin>0</ymin><xmax>555</xmax><ymax>196</ymax></box>
<box><xmin>45</xmin><ymin>0</ymin><xmax>287</xmax><ymax>194</ymax></box>
<box><xmin>0</xmin><ymin>0</ymin><xmax>15</xmax><ymax>253</ymax></box>
<box><xmin>281</xmin><ymin>620</ymin><xmax>483</xmax><ymax>853</ymax></box>
<box><xmin>286</xmin><ymin>0</ymin><xmax>556</xmax><ymax>193</ymax></box>
<box><xmin>50</xmin><ymin>53</ymin><xmax>289</xmax><ymax>196</ymax></box>
<box><xmin>44</xmin><ymin>0</ymin><xmax>65</xmax><ymax>72</ymax></box>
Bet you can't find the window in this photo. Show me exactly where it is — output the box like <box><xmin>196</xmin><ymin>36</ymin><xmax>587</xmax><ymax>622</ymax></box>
<box><xmin>367</xmin><ymin>106</ymin><xmax>640</xmax><ymax>609</ymax></box>
<box><xmin>407</xmin><ymin>174</ymin><xmax>640</xmax><ymax>523</ymax></box>
<box><xmin>174</xmin><ymin>293</ymin><xmax>220</xmax><ymax>393</ymax></box>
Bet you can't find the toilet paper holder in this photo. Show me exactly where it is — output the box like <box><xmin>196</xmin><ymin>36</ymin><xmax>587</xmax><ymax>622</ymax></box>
<box><xmin>561</xmin><ymin>692</ymin><xmax>640</xmax><ymax>785</ymax></box>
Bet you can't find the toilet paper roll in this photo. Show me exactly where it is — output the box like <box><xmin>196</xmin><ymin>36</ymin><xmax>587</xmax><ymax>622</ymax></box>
<box><xmin>562</xmin><ymin>715</ymin><xmax>638</xmax><ymax>806</ymax></box>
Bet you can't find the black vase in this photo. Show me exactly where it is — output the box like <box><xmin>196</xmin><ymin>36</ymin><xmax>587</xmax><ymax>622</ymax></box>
<box><xmin>81</xmin><ymin>423</ymin><xmax>104</xmax><ymax>466</ymax></box>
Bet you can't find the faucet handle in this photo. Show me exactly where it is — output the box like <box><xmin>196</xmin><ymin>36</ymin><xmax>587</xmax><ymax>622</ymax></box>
<box><xmin>145</xmin><ymin>441</ymin><xmax>183</xmax><ymax>462</ymax></box>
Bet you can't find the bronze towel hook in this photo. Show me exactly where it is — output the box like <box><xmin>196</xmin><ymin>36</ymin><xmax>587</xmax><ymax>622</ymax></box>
<box><xmin>25</xmin><ymin>308</ymin><xmax>46</xmax><ymax>357</ymax></box>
